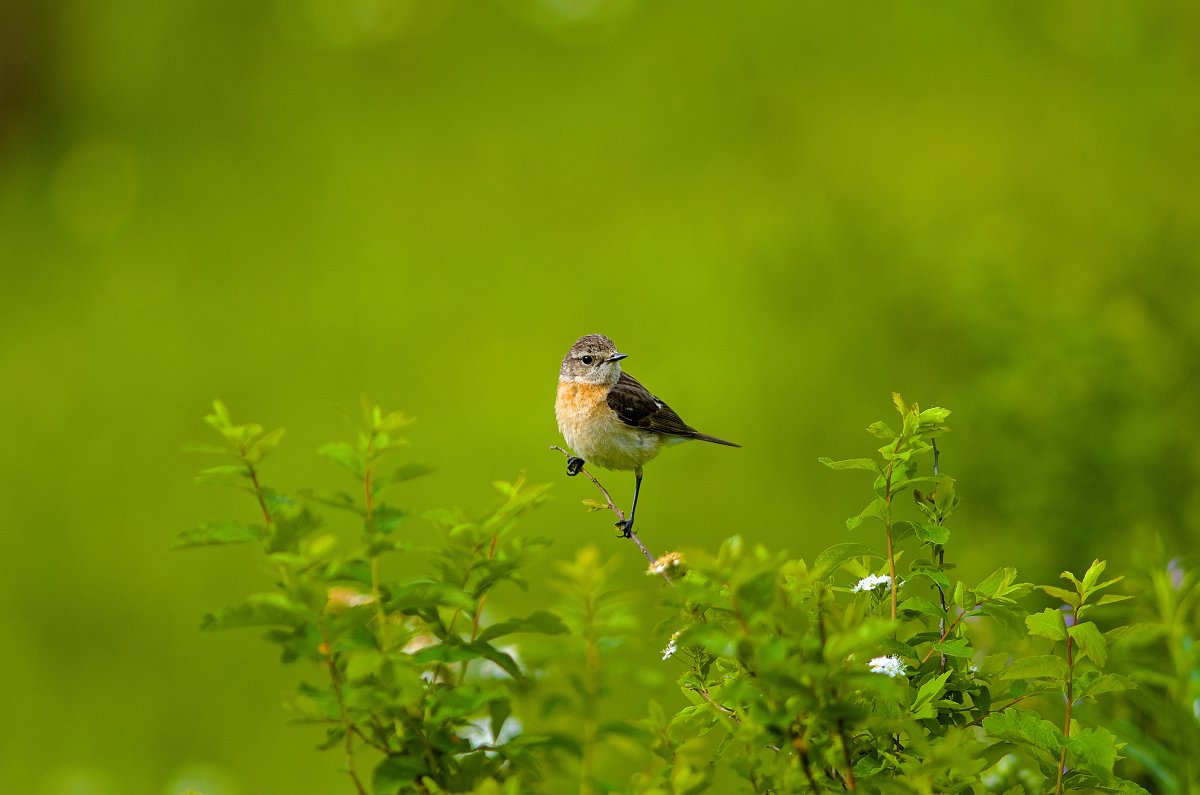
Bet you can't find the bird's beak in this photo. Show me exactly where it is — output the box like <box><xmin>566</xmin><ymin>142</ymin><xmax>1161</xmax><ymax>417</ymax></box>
<box><xmin>605</xmin><ymin>353</ymin><xmax>629</xmax><ymax>363</ymax></box>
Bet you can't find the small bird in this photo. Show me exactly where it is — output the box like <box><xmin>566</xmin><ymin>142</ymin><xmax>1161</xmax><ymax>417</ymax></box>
<box><xmin>555</xmin><ymin>334</ymin><xmax>740</xmax><ymax>537</ymax></box>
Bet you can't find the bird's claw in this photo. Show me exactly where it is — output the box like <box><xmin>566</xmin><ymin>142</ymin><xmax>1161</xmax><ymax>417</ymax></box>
<box><xmin>566</xmin><ymin>457</ymin><xmax>585</xmax><ymax>476</ymax></box>
<box><xmin>614</xmin><ymin>518</ymin><xmax>633</xmax><ymax>538</ymax></box>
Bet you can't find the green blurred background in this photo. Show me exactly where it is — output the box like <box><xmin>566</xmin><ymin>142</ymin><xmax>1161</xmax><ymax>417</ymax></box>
<box><xmin>2</xmin><ymin>1</ymin><xmax>1198</xmax><ymax>793</ymax></box>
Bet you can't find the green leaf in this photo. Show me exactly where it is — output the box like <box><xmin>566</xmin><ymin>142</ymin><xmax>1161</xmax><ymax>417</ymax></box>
<box><xmin>172</xmin><ymin>520</ymin><xmax>263</xmax><ymax>549</ymax></box>
<box><xmin>911</xmin><ymin>671</ymin><xmax>952</xmax><ymax>718</ymax></box>
<box><xmin>182</xmin><ymin>442</ymin><xmax>229</xmax><ymax>454</ymax></box>
<box><xmin>246</xmin><ymin>426</ymin><xmax>285</xmax><ymax>463</ymax></box>
<box><xmin>824</xmin><ymin>619</ymin><xmax>898</xmax><ymax>660</ymax></box>
<box><xmin>912</xmin><ymin>522</ymin><xmax>950</xmax><ymax>544</ymax></box>
<box><xmin>917</xmin><ymin>407</ymin><xmax>950</xmax><ymax>428</ymax></box>
<box><xmin>898</xmin><ymin>596</ymin><xmax>945</xmax><ymax>621</ymax></box>
<box><xmin>371</xmin><ymin>504</ymin><xmax>406</xmax><ymax>534</ymax></box>
<box><xmin>1075</xmin><ymin>672</ymin><xmax>1136</xmax><ymax>700</ymax></box>
<box><xmin>1026</xmin><ymin>608</ymin><xmax>1068</xmax><ymax>641</ymax></box>
<box><xmin>476</xmin><ymin>611</ymin><xmax>569</xmax><ymax>643</ymax></box>
<box><xmin>373</xmin><ymin>755</ymin><xmax>428</xmax><ymax>793</ymax></box>
<box><xmin>388</xmin><ymin>580</ymin><xmax>475</xmax><ymax>613</ymax></box>
<box><xmin>1069</xmin><ymin>621</ymin><xmax>1108</xmax><ymax>667</ymax></box>
<box><xmin>931</xmin><ymin>476</ymin><xmax>957</xmax><ymax>511</ymax></box>
<box><xmin>813</xmin><ymin>543</ymin><xmax>881</xmax><ymax>579</ymax></box>
<box><xmin>891</xmin><ymin>519</ymin><xmax>916</xmax><ymax>543</ymax></box>
<box><xmin>200</xmin><ymin>593</ymin><xmax>310</xmax><ymax>631</ymax></box>
<box><xmin>1104</xmin><ymin>623</ymin><xmax>1160</xmax><ymax>645</ymax></box>
<box><xmin>906</xmin><ymin>564</ymin><xmax>950</xmax><ymax>593</ymax></box>
<box><xmin>299</xmin><ymin>489</ymin><xmax>363</xmax><ymax>515</ymax></box>
<box><xmin>344</xmin><ymin>650</ymin><xmax>384</xmax><ymax>681</ymax></box>
<box><xmin>204</xmin><ymin>399</ymin><xmax>232</xmax><ymax>432</ymax></box>
<box><xmin>1000</xmin><ymin>655</ymin><xmax>1068</xmax><ymax>681</ymax></box>
<box><xmin>975</xmin><ymin>567</ymin><xmax>1018</xmax><ymax>599</ymax></box>
<box><xmin>818</xmin><ymin>457</ymin><xmax>880</xmax><ymax>474</ymax></box>
<box><xmin>1037</xmin><ymin>585</ymin><xmax>1080</xmax><ymax>606</ymax></box>
<box><xmin>669</xmin><ymin>704</ymin><xmax>719</xmax><ymax>742</ymax></box>
<box><xmin>414</xmin><ymin>642</ymin><xmax>521</xmax><ymax>679</ymax></box>
<box><xmin>194</xmin><ymin>464</ymin><xmax>250</xmax><ymax>483</ymax></box>
<box><xmin>1080</xmin><ymin>559</ymin><xmax>1107</xmax><ymax>593</ymax></box>
<box><xmin>735</xmin><ymin>570</ymin><xmax>776</xmax><ymax>613</ymax></box>
<box><xmin>318</xmin><ymin>441</ymin><xmax>364</xmax><ymax>479</ymax></box>
<box><xmin>846</xmin><ymin>497</ymin><xmax>888</xmax><ymax>530</ymax></box>
<box><xmin>935</xmin><ymin>637</ymin><xmax>974</xmax><ymax>658</ymax></box>
<box><xmin>982</xmin><ymin>709</ymin><xmax>1063</xmax><ymax>762</ymax></box>
<box><xmin>376</xmin><ymin>462</ymin><xmax>435</xmax><ymax>494</ymax></box>
<box><xmin>1066</xmin><ymin>726</ymin><xmax>1118</xmax><ymax>783</ymax></box>
<box><xmin>866</xmin><ymin>420</ymin><xmax>896</xmax><ymax>439</ymax></box>
<box><xmin>430</xmin><ymin>683</ymin><xmax>497</xmax><ymax>724</ymax></box>
<box><xmin>266</xmin><ymin>506</ymin><xmax>322</xmax><ymax>554</ymax></box>
<box><xmin>978</xmin><ymin>602</ymin><xmax>1029</xmax><ymax>638</ymax></box>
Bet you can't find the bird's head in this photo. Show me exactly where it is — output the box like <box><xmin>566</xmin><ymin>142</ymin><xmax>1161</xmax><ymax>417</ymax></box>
<box><xmin>559</xmin><ymin>334</ymin><xmax>628</xmax><ymax>385</ymax></box>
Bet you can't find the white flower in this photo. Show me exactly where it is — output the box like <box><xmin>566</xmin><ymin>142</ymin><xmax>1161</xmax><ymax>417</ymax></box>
<box><xmin>852</xmin><ymin>574</ymin><xmax>892</xmax><ymax>593</ymax></box>
<box><xmin>648</xmin><ymin>552</ymin><xmax>684</xmax><ymax>576</ymax></box>
<box><xmin>661</xmin><ymin>629</ymin><xmax>682</xmax><ymax>661</ymax></box>
<box><xmin>868</xmin><ymin>655</ymin><xmax>906</xmax><ymax>678</ymax></box>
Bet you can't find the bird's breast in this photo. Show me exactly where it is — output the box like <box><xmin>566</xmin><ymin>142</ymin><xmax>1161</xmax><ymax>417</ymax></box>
<box><xmin>555</xmin><ymin>380</ymin><xmax>660</xmax><ymax>470</ymax></box>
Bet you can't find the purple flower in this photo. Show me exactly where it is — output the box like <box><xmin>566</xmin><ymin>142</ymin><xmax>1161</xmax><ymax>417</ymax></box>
<box><xmin>1168</xmin><ymin>558</ymin><xmax>1185</xmax><ymax>591</ymax></box>
<box><xmin>1060</xmin><ymin>604</ymin><xmax>1077</xmax><ymax>628</ymax></box>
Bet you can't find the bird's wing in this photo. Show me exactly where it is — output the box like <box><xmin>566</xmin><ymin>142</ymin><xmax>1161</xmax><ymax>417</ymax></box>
<box><xmin>606</xmin><ymin>371</ymin><xmax>698</xmax><ymax>437</ymax></box>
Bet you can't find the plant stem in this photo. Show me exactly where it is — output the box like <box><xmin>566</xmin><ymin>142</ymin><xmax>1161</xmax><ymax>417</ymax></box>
<box><xmin>549</xmin><ymin>446</ymin><xmax>671</xmax><ymax>582</ymax></box>
<box><xmin>919</xmin><ymin>602</ymin><xmax>980</xmax><ymax>665</ymax></box>
<box><xmin>241</xmin><ymin>449</ymin><xmax>272</xmax><ymax>525</ymax></box>
<box><xmin>881</xmin><ymin>437</ymin><xmax>904</xmax><ymax>622</ymax></box>
<box><xmin>797</xmin><ymin>743</ymin><xmax>822</xmax><ymax>792</ymax></box>
<box><xmin>459</xmin><ymin>532</ymin><xmax>500</xmax><ymax>685</ymax></box>
<box><xmin>833</xmin><ymin>719</ymin><xmax>857</xmax><ymax>791</ymax></box>
<box><xmin>319</xmin><ymin>621</ymin><xmax>368</xmax><ymax>795</ymax></box>
<box><xmin>362</xmin><ymin>436</ymin><xmax>392</xmax><ymax>640</ymax></box>
<box><xmin>1054</xmin><ymin>607</ymin><xmax>1078</xmax><ymax>795</ymax></box>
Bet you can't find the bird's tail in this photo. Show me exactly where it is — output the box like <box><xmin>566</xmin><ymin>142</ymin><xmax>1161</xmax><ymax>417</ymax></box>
<box><xmin>688</xmin><ymin>431</ymin><xmax>741</xmax><ymax>448</ymax></box>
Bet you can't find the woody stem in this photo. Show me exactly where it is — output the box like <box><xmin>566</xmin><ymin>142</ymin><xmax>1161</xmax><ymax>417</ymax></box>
<box><xmin>549</xmin><ymin>446</ymin><xmax>670</xmax><ymax>582</ymax></box>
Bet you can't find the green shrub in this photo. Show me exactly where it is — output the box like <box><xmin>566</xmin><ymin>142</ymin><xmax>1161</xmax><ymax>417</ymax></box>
<box><xmin>178</xmin><ymin>396</ymin><xmax>1194</xmax><ymax>794</ymax></box>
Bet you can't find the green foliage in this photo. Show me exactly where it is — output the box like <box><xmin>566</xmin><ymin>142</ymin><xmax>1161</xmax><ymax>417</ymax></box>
<box><xmin>179</xmin><ymin>396</ymin><xmax>1194</xmax><ymax>794</ymax></box>
<box><xmin>180</xmin><ymin>400</ymin><xmax>567</xmax><ymax>794</ymax></box>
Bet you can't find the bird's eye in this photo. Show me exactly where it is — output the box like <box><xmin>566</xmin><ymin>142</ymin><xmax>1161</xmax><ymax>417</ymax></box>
<box><xmin>580</xmin><ymin>355</ymin><xmax>594</xmax><ymax>365</ymax></box>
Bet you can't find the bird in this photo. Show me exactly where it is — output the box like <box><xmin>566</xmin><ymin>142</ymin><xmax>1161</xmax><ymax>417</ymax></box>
<box><xmin>554</xmin><ymin>334</ymin><xmax>739</xmax><ymax>537</ymax></box>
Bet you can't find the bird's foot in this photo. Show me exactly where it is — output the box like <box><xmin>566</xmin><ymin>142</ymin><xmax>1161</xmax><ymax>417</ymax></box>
<box><xmin>566</xmin><ymin>456</ymin><xmax>585</xmax><ymax>476</ymax></box>
<box><xmin>614</xmin><ymin>518</ymin><xmax>633</xmax><ymax>538</ymax></box>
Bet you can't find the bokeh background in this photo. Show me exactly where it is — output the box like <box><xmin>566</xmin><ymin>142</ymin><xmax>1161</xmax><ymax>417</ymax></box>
<box><xmin>2</xmin><ymin>1</ymin><xmax>1198</xmax><ymax>793</ymax></box>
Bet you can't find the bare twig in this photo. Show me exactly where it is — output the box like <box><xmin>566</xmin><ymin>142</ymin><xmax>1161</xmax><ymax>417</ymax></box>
<box><xmin>549</xmin><ymin>445</ymin><xmax>671</xmax><ymax>583</ymax></box>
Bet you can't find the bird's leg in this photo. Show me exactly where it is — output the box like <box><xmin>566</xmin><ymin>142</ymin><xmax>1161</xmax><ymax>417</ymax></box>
<box><xmin>615</xmin><ymin>467</ymin><xmax>643</xmax><ymax>538</ymax></box>
<box><xmin>566</xmin><ymin>456</ymin><xmax>585</xmax><ymax>476</ymax></box>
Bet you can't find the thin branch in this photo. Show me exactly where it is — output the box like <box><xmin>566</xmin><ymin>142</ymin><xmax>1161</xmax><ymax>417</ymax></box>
<box><xmin>1055</xmin><ymin>605</ymin><xmax>1079</xmax><ymax>795</ymax></box>
<box><xmin>919</xmin><ymin>601</ymin><xmax>981</xmax><ymax>665</ymax></box>
<box><xmin>833</xmin><ymin>719</ymin><xmax>857</xmax><ymax>791</ymax></box>
<box><xmin>691</xmin><ymin>686</ymin><xmax>741</xmax><ymax>724</ymax></box>
<box><xmin>240</xmin><ymin>450</ymin><xmax>272</xmax><ymax>526</ymax></box>
<box><xmin>967</xmin><ymin>695</ymin><xmax>1030</xmax><ymax>726</ymax></box>
<box><xmin>318</xmin><ymin>621</ymin><xmax>368</xmax><ymax>795</ymax></box>
<box><xmin>549</xmin><ymin>445</ymin><xmax>671</xmax><ymax>583</ymax></box>
<box><xmin>881</xmin><ymin>436</ymin><xmax>904</xmax><ymax>621</ymax></box>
